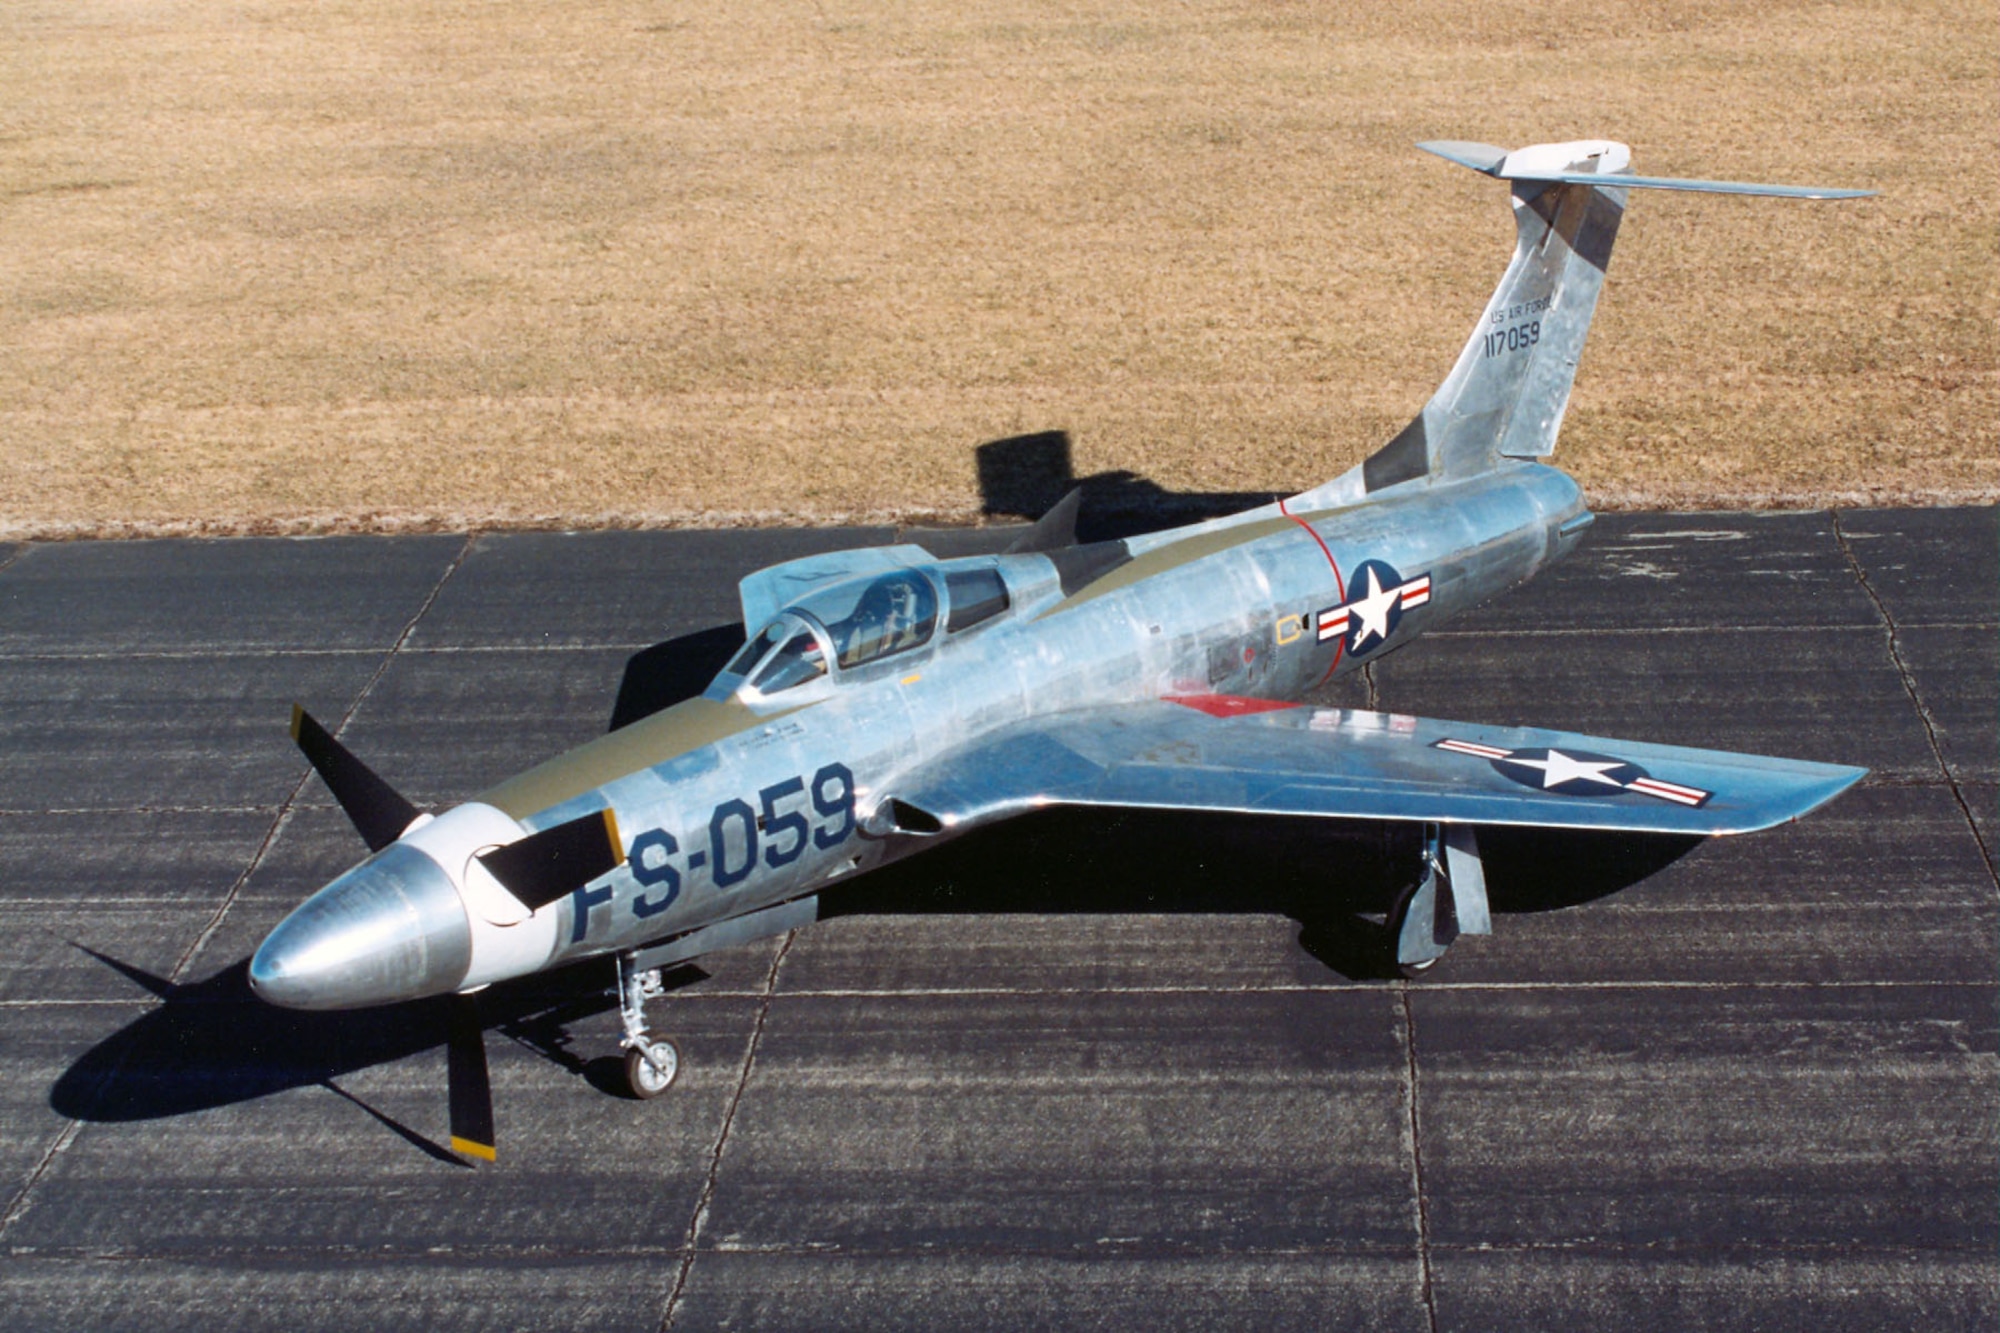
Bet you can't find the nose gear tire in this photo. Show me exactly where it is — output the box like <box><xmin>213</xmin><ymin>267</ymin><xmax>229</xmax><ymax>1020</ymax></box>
<box><xmin>624</xmin><ymin>1037</ymin><xmax>681</xmax><ymax>1099</ymax></box>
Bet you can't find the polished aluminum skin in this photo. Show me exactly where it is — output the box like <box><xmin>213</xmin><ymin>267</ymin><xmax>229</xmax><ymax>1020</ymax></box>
<box><xmin>252</xmin><ymin>139</ymin><xmax>1870</xmax><ymax>1011</ymax></box>
<box><xmin>249</xmin><ymin>842</ymin><xmax>471</xmax><ymax>1009</ymax></box>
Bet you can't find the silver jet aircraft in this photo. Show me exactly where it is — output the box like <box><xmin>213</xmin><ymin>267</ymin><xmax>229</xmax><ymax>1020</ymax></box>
<box><xmin>250</xmin><ymin>139</ymin><xmax>1871</xmax><ymax>1160</ymax></box>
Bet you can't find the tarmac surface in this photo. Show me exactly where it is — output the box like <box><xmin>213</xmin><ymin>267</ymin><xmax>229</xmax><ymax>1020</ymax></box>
<box><xmin>0</xmin><ymin>506</ymin><xmax>1993</xmax><ymax>1330</ymax></box>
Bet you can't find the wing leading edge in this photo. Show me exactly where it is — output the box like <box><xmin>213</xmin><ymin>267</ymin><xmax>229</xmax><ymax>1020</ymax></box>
<box><xmin>888</xmin><ymin>698</ymin><xmax>1864</xmax><ymax>838</ymax></box>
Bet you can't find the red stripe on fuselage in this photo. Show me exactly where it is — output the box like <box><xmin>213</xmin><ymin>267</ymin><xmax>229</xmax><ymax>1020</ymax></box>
<box><xmin>1280</xmin><ymin>497</ymin><xmax>1346</xmax><ymax>685</ymax></box>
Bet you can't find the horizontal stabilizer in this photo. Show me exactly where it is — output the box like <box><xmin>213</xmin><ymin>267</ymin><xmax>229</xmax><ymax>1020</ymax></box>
<box><xmin>1418</xmin><ymin>140</ymin><xmax>1873</xmax><ymax>198</ymax></box>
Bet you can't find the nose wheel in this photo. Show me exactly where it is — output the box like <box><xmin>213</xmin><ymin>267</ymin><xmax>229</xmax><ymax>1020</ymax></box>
<box><xmin>617</xmin><ymin>952</ymin><xmax>681</xmax><ymax>1100</ymax></box>
<box><xmin>624</xmin><ymin>1036</ymin><xmax>680</xmax><ymax>1099</ymax></box>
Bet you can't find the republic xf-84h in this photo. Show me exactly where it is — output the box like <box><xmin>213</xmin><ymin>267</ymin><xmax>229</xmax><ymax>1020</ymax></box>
<box><xmin>250</xmin><ymin>139</ymin><xmax>1871</xmax><ymax>1161</ymax></box>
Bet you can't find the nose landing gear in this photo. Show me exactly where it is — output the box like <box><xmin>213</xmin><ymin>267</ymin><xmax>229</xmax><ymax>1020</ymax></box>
<box><xmin>617</xmin><ymin>952</ymin><xmax>681</xmax><ymax>1099</ymax></box>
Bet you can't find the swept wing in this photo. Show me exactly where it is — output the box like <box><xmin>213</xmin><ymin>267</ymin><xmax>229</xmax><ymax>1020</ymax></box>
<box><xmin>890</xmin><ymin>698</ymin><xmax>1864</xmax><ymax>838</ymax></box>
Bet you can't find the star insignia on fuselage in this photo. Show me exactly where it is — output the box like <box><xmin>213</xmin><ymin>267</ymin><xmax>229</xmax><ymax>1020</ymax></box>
<box><xmin>1433</xmin><ymin>738</ymin><xmax>1713</xmax><ymax>807</ymax></box>
<box><xmin>1316</xmin><ymin>559</ymin><xmax>1431</xmax><ymax>656</ymax></box>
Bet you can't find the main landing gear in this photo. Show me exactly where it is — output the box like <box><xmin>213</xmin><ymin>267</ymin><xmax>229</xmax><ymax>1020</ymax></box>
<box><xmin>1385</xmin><ymin>822</ymin><xmax>1493</xmax><ymax>979</ymax></box>
<box><xmin>617</xmin><ymin>952</ymin><xmax>680</xmax><ymax>1100</ymax></box>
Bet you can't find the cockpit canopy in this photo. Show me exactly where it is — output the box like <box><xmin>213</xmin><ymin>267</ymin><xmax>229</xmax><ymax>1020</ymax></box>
<box><xmin>720</xmin><ymin>569</ymin><xmax>941</xmax><ymax>697</ymax></box>
<box><xmin>804</xmin><ymin>569</ymin><xmax>939</xmax><ymax>669</ymax></box>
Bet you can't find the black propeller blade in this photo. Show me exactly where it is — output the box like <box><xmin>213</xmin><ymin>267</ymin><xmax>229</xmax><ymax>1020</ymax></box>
<box><xmin>290</xmin><ymin>704</ymin><xmax>421</xmax><ymax>853</ymax></box>
<box><xmin>446</xmin><ymin>993</ymin><xmax>495</xmax><ymax>1163</ymax></box>
<box><xmin>476</xmin><ymin>808</ymin><xmax>626</xmax><ymax>913</ymax></box>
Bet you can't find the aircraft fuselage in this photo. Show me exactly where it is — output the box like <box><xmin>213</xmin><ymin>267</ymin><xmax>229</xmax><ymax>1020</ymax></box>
<box><xmin>377</xmin><ymin>462</ymin><xmax>1585</xmax><ymax>1001</ymax></box>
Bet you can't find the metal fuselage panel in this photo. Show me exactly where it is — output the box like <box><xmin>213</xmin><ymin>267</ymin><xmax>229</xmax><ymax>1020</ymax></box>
<box><xmin>522</xmin><ymin>463</ymin><xmax>1585</xmax><ymax>971</ymax></box>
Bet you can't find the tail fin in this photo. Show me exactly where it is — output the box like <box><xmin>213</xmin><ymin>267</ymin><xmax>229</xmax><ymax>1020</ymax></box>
<box><xmin>1345</xmin><ymin>139</ymin><xmax>1871</xmax><ymax>494</ymax></box>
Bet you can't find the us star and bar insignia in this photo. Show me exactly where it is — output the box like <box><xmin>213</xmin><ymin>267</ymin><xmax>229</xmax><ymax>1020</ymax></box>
<box><xmin>1433</xmin><ymin>738</ymin><xmax>1713</xmax><ymax>808</ymax></box>
<box><xmin>1315</xmin><ymin>559</ymin><xmax>1432</xmax><ymax>656</ymax></box>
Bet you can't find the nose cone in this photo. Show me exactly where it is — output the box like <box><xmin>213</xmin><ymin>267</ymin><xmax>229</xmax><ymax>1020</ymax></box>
<box><xmin>250</xmin><ymin>842</ymin><xmax>472</xmax><ymax>1009</ymax></box>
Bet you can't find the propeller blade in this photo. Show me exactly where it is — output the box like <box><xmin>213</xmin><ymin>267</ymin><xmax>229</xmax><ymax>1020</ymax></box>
<box><xmin>290</xmin><ymin>704</ymin><xmax>421</xmax><ymax>853</ymax></box>
<box><xmin>446</xmin><ymin>993</ymin><xmax>496</xmax><ymax>1163</ymax></box>
<box><xmin>476</xmin><ymin>808</ymin><xmax>626</xmax><ymax>913</ymax></box>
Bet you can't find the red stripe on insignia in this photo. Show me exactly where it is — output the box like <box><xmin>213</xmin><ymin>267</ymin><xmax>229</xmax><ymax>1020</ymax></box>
<box><xmin>1435</xmin><ymin>738</ymin><xmax>1510</xmax><ymax>759</ymax></box>
<box><xmin>1401</xmin><ymin>588</ymin><xmax>1430</xmax><ymax>608</ymax></box>
<box><xmin>1631</xmin><ymin>777</ymin><xmax>1707</xmax><ymax>799</ymax></box>
<box><xmin>1627</xmin><ymin>778</ymin><xmax>1709</xmax><ymax>806</ymax></box>
<box><xmin>1165</xmin><ymin>694</ymin><xmax>1304</xmax><ymax>718</ymax></box>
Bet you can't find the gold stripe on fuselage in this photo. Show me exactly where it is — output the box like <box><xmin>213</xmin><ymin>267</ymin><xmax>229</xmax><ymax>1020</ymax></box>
<box><xmin>1035</xmin><ymin>512</ymin><xmax>1329</xmax><ymax>621</ymax></box>
<box><xmin>481</xmin><ymin>695</ymin><xmax>813</xmax><ymax>820</ymax></box>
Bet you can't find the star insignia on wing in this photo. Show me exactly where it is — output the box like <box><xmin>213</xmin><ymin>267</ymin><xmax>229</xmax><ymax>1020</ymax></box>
<box><xmin>1432</xmin><ymin>738</ymin><xmax>1713</xmax><ymax>807</ymax></box>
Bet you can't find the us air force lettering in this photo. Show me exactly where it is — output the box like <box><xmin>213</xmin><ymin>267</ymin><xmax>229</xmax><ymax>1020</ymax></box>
<box><xmin>249</xmin><ymin>140</ymin><xmax>1873</xmax><ymax>1161</ymax></box>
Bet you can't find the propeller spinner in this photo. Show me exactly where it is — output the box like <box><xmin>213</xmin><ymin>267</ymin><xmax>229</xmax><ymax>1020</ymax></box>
<box><xmin>261</xmin><ymin>706</ymin><xmax>627</xmax><ymax>1163</ymax></box>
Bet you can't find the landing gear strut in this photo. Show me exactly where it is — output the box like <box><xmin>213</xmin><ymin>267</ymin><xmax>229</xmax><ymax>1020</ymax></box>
<box><xmin>617</xmin><ymin>952</ymin><xmax>680</xmax><ymax>1099</ymax></box>
<box><xmin>1387</xmin><ymin>823</ymin><xmax>1456</xmax><ymax>978</ymax></box>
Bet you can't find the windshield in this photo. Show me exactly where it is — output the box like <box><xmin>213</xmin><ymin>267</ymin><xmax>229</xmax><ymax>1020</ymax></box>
<box><xmin>723</xmin><ymin>621</ymin><xmax>786</xmax><ymax>678</ymax></box>
<box><xmin>795</xmin><ymin>571</ymin><xmax>938</xmax><ymax>670</ymax></box>
<box><xmin>751</xmin><ymin>629</ymin><xmax>829</xmax><ymax>693</ymax></box>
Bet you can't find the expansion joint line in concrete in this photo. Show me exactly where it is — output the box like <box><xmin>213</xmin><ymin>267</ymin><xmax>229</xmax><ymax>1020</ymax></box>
<box><xmin>167</xmin><ymin>532</ymin><xmax>479</xmax><ymax>984</ymax></box>
<box><xmin>1830</xmin><ymin>511</ymin><xmax>1998</xmax><ymax>892</ymax></box>
<box><xmin>661</xmin><ymin>930</ymin><xmax>794</xmax><ymax>1330</ymax></box>
<box><xmin>1397</xmin><ymin>987</ymin><xmax>1439</xmax><ymax>1333</ymax></box>
<box><xmin>1</xmin><ymin>535</ymin><xmax>482</xmax><ymax>1243</ymax></box>
<box><xmin>0</xmin><ymin>1120</ymin><xmax>82</xmax><ymax>1244</ymax></box>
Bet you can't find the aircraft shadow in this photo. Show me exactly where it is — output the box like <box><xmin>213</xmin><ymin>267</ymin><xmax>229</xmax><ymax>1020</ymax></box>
<box><xmin>818</xmin><ymin>810</ymin><xmax>1702</xmax><ymax>979</ymax></box>
<box><xmin>976</xmin><ymin>429</ymin><xmax>1280</xmax><ymax>542</ymax></box>
<box><xmin>609</xmin><ymin>623</ymin><xmax>746</xmax><ymax>731</ymax></box>
<box><xmin>51</xmin><ymin>818</ymin><xmax>1695</xmax><ymax>1134</ymax></box>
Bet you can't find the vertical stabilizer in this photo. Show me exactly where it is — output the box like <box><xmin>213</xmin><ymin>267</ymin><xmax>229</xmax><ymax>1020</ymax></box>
<box><xmin>1389</xmin><ymin>139</ymin><xmax>1630</xmax><ymax>488</ymax></box>
<box><xmin>1310</xmin><ymin>139</ymin><xmax>1870</xmax><ymax>501</ymax></box>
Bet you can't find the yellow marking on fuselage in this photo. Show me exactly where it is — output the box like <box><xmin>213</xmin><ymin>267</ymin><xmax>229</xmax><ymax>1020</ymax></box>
<box><xmin>450</xmin><ymin>1136</ymin><xmax>497</xmax><ymax>1162</ymax></box>
<box><xmin>1035</xmin><ymin>513</ymin><xmax>1325</xmax><ymax>621</ymax></box>
<box><xmin>601</xmin><ymin>807</ymin><xmax>626</xmax><ymax>864</ymax></box>
<box><xmin>900</xmin><ymin>673</ymin><xmax>921</xmax><ymax>685</ymax></box>
<box><xmin>481</xmin><ymin>695</ymin><xmax>814</xmax><ymax>820</ymax></box>
<box><xmin>1275</xmin><ymin>613</ymin><xmax>1304</xmax><ymax>645</ymax></box>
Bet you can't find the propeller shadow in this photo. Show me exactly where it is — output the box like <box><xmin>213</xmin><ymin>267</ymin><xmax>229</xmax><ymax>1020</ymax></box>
<box><xmin>49</xmin><ymin>948</ymin><xmax>634</xmax><ymax>1126</ymax></box>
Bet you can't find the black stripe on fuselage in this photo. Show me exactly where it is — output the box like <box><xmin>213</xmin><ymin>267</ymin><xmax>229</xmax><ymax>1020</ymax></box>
<box><xmin>1363</xmin><ymin>414</ymin><xmax>1429</xmax><ymax>492</ymax></box>
<box><xmin>1047</xmin><ymin>539</ymin><xmax>1134</xmax><ymax>596</ymax></box>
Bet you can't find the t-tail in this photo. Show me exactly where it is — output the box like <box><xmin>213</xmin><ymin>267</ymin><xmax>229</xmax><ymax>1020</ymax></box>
<box><xmin>1315</xmin><ymin>139</ymin><xmax>1871</xmax><ymax>498</ymax></box>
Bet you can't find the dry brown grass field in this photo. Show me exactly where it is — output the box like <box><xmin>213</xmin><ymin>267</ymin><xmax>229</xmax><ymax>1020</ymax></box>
<box><xmin>1</xmin><ymin>0</ymin><xmax>1992</xmax><ymax>537</ymax></box>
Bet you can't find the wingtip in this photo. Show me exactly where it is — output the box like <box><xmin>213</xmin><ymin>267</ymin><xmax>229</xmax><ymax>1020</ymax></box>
<box><xmin>289</xmin><ymin>702</ymin><xmax>306</xmax><ymax>742</ymax></box>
